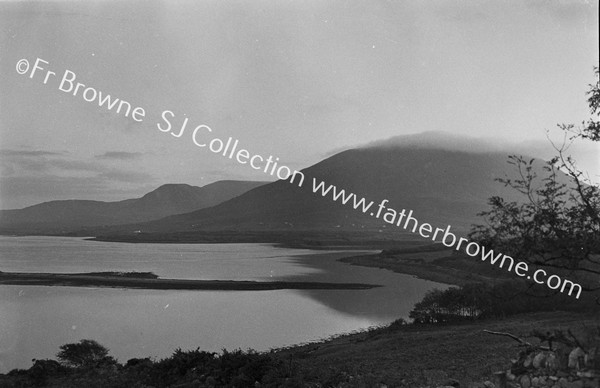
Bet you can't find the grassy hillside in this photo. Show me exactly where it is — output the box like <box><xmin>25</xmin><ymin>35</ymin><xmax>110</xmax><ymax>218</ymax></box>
<box><xmin>2</xmin><ymin>311</ymin><xmax>597</xmax><ymax>388</ymax></box>
<box><xmin>280</xmin><ymin>311</ymin><xmax>599</xmax><ymax>387</ymax></box>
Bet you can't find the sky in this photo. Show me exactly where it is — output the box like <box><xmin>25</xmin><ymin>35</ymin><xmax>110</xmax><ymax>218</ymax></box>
<box><xmin>0</xmin><ymin>0</ymin><xmax>598</xmax><ymax>209</ymax></box>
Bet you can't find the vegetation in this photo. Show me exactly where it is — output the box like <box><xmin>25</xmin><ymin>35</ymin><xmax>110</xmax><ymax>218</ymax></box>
<box><xmin>4</xmin><ymin>68</ymin><xmax>598</xmax><ymax>388</ymax></box>
<box><xmin>408</xmin><ymin>280</ymin><xmax>599</xmax><ymax>325</ymax></box>
<box><xmin>0</xmin><ymin>341</ymin><xmax>289</xmax><ymax>388</ymax></box>
<box><xmin>3</xmin><ymin>311</ymin><xmax>598</xmax><ymax>388</ymax></box>
<box><xmin>469</xmin><ymin>68</ymin><xmax>600</xmax><ymax>297</ymax></box>
<box><xmin>56</xmin><ymin>339</ymin><xmax>115</xmax><ymax>368</ymax></box>
<box><xmin>408</xmin><ymin>69</ymin><xmax>600</xmax><ymax>326</ymax></box>
<box><xmin>409</xmin><ymin>284</ymin><xmax>485</xmax><ymax>324</ymax></box>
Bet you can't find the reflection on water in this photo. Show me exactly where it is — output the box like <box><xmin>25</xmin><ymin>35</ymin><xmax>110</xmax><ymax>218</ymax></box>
<box><xmin>0</xmin><ymin>286</ymin><xmax>377</xmax><ymax>373</ymax></box>
<box><xmin>284</xmin><ymin>252</ymin><xmax>446</xmax><ymax>321</ymax></box>
<box><xmin>0</xmin><ymin>236</ymin><xmax>322</xmax><ymax>280</ymax></box>
<box><xmin>0</xmin><ymin>236</ymin><xmax>448</xmax><ymax>372</ymax></box>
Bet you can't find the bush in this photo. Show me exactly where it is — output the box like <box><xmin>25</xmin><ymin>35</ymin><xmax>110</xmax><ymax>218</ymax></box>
<box><xmin>143</xmin><ymin>348</ymin><xmax>216</xmax><ymax>386</ymax></box>
<box><xmin>215</xmin><ymin>349</ymin><xmax>283</xmax><ymax>386</ymax></box>
<box><xmin>56</xmin><ymin>339</ymin><xmax>115</xmax><ymax>368</ymax></box>
<box><xmin>388</xmin><ymin>317</ymin><xmax>409</xmax><ymax>330</ymax></box>
<box><xmin>409</xmin><ymin>284</ymin><xmax>489</xmax><ymax>324</ymax></box>
<box><xmin>408</xmin><ymin>280</ymin><xmax>595</xmax><ymax>324</ymax></box>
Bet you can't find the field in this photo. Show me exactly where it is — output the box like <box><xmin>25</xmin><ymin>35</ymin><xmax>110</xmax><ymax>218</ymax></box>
<box><xmin>279</xmin><ymin>311</ymin><xmax>600</xmax><ymax>387</ymax></box>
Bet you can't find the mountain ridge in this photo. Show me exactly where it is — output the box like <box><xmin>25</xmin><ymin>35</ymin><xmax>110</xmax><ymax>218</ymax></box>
<box><xmin>2</xmin><ymin>134</ymin><xmax>574</xmax><ymax>241</ymax></box>
<box><xmin>0</xmin><ymin>180</ymin><xmax>267</xmax><ymax>234</ymax></box>
<box><xmin>90</xmin><ymin>144</ymin><xmax>570</xmax><ymax>242</ymax></box>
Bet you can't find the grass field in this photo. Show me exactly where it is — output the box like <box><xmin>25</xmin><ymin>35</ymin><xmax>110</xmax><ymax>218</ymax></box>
<box><xmin>277</xmin><ymin>311</ymin><xmax>600</xmax><ymax>387</ymax></box>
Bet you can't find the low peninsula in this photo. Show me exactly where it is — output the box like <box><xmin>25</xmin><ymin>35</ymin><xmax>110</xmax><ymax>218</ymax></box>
<box><xmin>0</xmin><ymin>271</ymin><xmax>380</xmax><ymax>291</ymax></box>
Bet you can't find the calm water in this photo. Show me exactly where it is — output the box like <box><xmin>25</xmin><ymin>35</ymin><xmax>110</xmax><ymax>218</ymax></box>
<box><xmin>0</xmin><ymin>236</ymin><xmax>447</xmax><ymax>372</ymax></box>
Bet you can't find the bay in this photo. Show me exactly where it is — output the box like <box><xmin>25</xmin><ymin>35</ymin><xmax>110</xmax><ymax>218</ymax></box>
<box><xmin>0</xmin><ymin>236</ymin><xmax>447</xmax><ymax>372</ymax></box>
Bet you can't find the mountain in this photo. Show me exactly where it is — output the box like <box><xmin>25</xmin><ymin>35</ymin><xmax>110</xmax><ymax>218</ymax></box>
<box><xmin>0</xmin><ymin>181</ymin><xmax>266</xmax><ymax>235</ymax></box>
<box><xmin>97</xmin><ymin>134</ymin><xmax>570</xmax><ymax>240</ymax></box>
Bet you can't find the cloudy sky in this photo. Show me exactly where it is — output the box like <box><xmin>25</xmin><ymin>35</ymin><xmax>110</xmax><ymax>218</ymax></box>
<box><xmin>0</xmin><ymin>0</ymin><xmax>598</xmax><ymax>209</ymax></box>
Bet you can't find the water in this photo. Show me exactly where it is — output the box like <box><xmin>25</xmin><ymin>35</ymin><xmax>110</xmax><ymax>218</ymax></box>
<box><xmin>0</xmin><ymin>236</ymin><xmax>447</xmax><ymax>372</ymax></box>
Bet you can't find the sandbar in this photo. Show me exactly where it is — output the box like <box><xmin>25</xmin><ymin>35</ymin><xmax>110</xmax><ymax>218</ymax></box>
<box><xmin>0</xmin><ymin>271</ymin><xmax>380</xmax><ymax>291</ymax></box>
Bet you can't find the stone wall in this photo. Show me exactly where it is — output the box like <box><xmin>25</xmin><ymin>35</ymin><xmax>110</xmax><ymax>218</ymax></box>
<box><xmin>490</xmin><ymin>345</ymin><xmax>599</xmax><ymax>388</ymax></box>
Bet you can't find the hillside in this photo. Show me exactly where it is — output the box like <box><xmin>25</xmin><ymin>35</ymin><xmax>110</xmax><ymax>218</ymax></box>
<box><xmin>1</xmin><ymin>311</ymin><xmax>596</xmax><ymax>387</ymax></box>
<box><xmin>0</xmin><ymin>181</ymin><xmax>266</xmax><ymax>235</ymax></box>
<box><xmin>93</xmin><ymin>138</ymin><xmax>571</xmax><ymax>241</ymax></box>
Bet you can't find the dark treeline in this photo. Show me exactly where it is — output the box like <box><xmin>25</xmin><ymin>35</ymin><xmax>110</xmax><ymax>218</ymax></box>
<box><xmin>0</xmin><ymin>341</ymin><xmax>295</xmax><ymax>388</ymax></box>
<box><xmin>408</xmin><ymin>280</ymin><xmax>598</xmax><ymax>325</ymax></box>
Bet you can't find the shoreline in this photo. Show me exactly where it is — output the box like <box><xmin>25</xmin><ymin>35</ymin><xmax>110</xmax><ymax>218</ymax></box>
<box><xmin>338</xmin><ymin>253</ymin><xmax>489</xmax><ymax>287</ymax></box>
<box><xmin>1</xmin><ymin>234</ymin><xmax>470</xmax><ymax>289</ymax></box>
<box><xmin>0</xmin><ymin>271</ymin><xmax>380</xmax><ymax>291</ymax></box>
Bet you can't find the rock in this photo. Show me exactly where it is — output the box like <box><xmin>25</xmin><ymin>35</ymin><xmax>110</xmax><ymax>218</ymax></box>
<box><xmin>446</xmin><ymin>378</ymin><xmax>460</xmax><ymax>387</ymax></box>
<box><xmin>520</xmin><ymin>375</ymin><xmax>532</xmax><ymax>388</ymax></box>
<box><xmin>546</xmin><ymin>353</ymin><xmax>559</xmax><ymax>370</ymax></box>
<box><xmin>469</xmin><ymin>383</ymin><xmax>485</xmax><ymax>388</ymax></box>
<box><xmin>558</xmin><ymin>377</ymin><xmax>568</xmax><ymax>387</ymax></box>
<box><xmin>524</xmin><ymin>354</ymin><xmax>535</xmax><ymax>368</ymax></box>
<box><xmin>506</xmin><ymin>372</ymin><xmax>516</xmax><ymax>381</ymax></box>
<box><xmin>568</xmin><ymin>348</ymin><xmax>586</xmax><ymax>369</ymax></box>
<box><xmin>483</xmin><ymin>381</ymin><xmax>495</xmax><ymax>388</ymax></box>
<box><xmin>584</xmin><ymin>348</ymin><xmax>596</xmax><ymax>369</ymax></box>
<box><xmin>531</xmin><ymin>376</ymin><xmax>540</xmax><ymax>387</ymax></box>
<box><xmin>562</xmin><ymin>380</ymin><xmax>584</xmax><ymax>388</ymax></box>
<box><xmin>533</xmin><ymin>353</ymin><xmax>547</xmax><ymax>369</ymax></box>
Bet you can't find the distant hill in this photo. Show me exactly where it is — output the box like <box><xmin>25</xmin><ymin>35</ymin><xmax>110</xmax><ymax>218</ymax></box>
<box><xmin>96</xmin><ymin>134</ymin><xmax>571</xmax><ymax>240</ymax></box>
<box><xmin>0</xmin><ymin>181</ymin><xmax>266</xmax><ymax>235</ymax></box>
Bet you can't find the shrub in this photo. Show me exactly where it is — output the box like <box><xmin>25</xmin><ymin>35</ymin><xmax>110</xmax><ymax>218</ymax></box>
<box><xmin>409</xmin><ymin>280</ymin><xmax>598</xmax><ymax>325</ymax></box>
<box><xmin>56</xmin><ymin>339</ymin><xmax>115</xmax><ymax>368</ymax></box>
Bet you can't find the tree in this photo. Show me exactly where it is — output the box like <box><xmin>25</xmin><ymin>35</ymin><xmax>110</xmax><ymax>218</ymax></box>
<box><xmin>408</xmin><ymin>285</ymin><xmax>489</xmax><ymax>324</ymax></box>
<box><xmin>56</xmin><ymin>339</ymin><xmax>114</xmax><ymax>368</ymax></box>
<box><xmin>469</xmin><ymin>68</ymin><xmax>600</xmax><ymax>294</ymax></box>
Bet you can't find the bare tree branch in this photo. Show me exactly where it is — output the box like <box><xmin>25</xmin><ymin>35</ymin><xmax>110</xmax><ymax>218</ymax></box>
<box><xmin>483</xmin><ymin>330</ymin><xmax>533</xmax><ymax>347</ymax></box>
